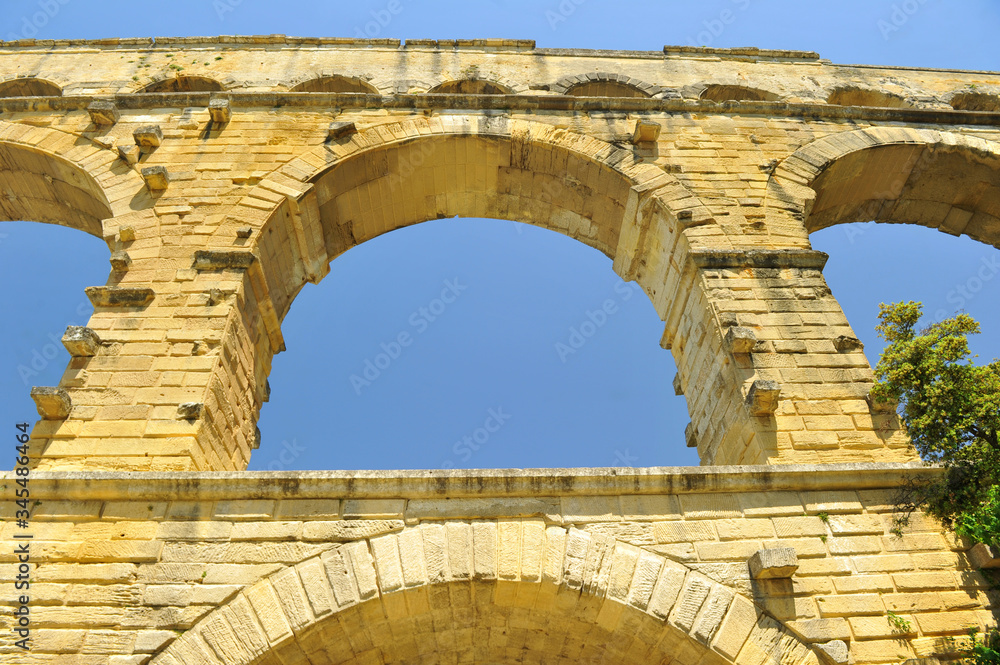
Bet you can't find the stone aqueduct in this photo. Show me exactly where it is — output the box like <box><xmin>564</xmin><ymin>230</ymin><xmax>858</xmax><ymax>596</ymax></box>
<box><xmin>0</xmin><ymin>36</ymin><xmax>997</xmax><ymax>663</ymax></box>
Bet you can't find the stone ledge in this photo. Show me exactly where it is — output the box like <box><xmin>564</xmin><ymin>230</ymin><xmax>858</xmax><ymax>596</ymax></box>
<box><xmin>6</xmin><ymin>462</ymin><xmax>939</xmax><ymax>501</ymax></box>
<box><xmin>3</xmin><ymin>94</ymin><xmax>1000</xmax><ymax>127</ymax></box>
<box><xmin>691</xmin><ymin>249</ymin><xmax>829</xmax><ymax>270</ymax></box>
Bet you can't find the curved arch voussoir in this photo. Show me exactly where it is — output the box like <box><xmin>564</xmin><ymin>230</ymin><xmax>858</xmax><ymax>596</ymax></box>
<box><xmin>151</xmin><ymin>522</ymin><xmax>814</xmax><ymax>665</ymax></box>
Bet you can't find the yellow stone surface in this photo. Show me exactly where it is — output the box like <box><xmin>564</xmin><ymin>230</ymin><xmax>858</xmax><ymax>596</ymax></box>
<box><xmin>0</xmin><ymin>36</ymin><xmax>997</xmax><ymax>663</ymax></box>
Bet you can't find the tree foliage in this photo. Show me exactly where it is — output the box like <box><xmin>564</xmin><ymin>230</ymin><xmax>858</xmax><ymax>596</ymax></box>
<box><xmin>871</xmin><ymin>301</ymin><xmax>1000</xmax><ymax>545</ymax></box>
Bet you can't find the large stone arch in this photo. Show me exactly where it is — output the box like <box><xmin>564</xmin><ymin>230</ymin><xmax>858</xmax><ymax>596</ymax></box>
<box><xmin>0</xmin><ymin>119</ymin><xmax>147</xmax><ymax>238</ymax></box>
<box><xmin>767</xmin><ymin>127</ymin><xmax>1000</xmax><ymax>248</ymax></box>
<box><xmin>150</xmin><ymin>522</ymin><xmax>816</xmax><ymax>665</ymax></box>
<box><xmin>208</xmin><ymin>116</ymin><xmax>760</xmax><ymax>472</ymax></box>
<box><xmin>242</xmin><ymin>115</ymin><xmax>697</xmax><ymax>322</ymax></box>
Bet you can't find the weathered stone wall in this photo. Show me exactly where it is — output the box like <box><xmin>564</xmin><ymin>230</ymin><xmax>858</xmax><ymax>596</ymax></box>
<box><xmin>1</xmin><ymin>38</ymin><xmax>998</xmax><ymax>663</ymax></box>
<box><xmin>0</xmin><ymin>466</ymin><xmax>996</xmax><ymax>664</ymax></box>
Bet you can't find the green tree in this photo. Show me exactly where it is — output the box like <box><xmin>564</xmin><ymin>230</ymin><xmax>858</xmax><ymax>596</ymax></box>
<box><xmin>870</xmin><ymin>301</ymin><xmax>1000</xmax><ymax>546</ymax></box>
<box><xmin>872</xmin><ymin>302</ymin><xmax>999</xmax><ymax>665</ymax></box>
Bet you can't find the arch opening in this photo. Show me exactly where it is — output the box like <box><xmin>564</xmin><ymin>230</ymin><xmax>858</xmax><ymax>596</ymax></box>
<box><xmin>826</xmin><ymin>86</ymin><xmax>912</xmax><ymax>108</ymax></box>
<box><xmin>812</xmin><ymin>222</ymin><xmax>1000</xmax><ymax>366</ymax></box>
<box><xmin>427</xmin><ymin>79</ymin><xmax>512</xmax><ymax>95</ymax></box>
<box><xmin>804</xmin><ymin>142</ymin><xmax>1000</xmax><ymax>247</ymax></box>
<box><xmin>291</xmin><ymin>76</ymin><xmax>379</xmax><ymax>94</ymax></box>
<box><xmin>139</xmin><ymin>75</ymin><xmax>225</xmax><ymax>93</ymax></box>
<box><xmin>246</xmin><ymin>123</ymin><xmax>707</xmax><ymax>471</ymax></box>
<box><xmin>262</xmin><ymin>580</ymin><xmax>713</xmax><ymax>665</ymax></box>
<box><xmin>699</xmin><ymin>84</ymin><xmax>779</xmax><ymax>103</ymax></box>
<box><xmin>0</xmin><ymin>141</ymin><xmax>113</xmax><ymax>237</ymax></box>
<box><xmin>565</xmin><ymin>79</ymin><xmax>652</xmax><ymax>98</ymax></box>
<box><xmin>253</xmin><ymin>216</ymin><xmax>693</xmax><ymax>471</ymax></box>
<box><xmin>0</xmin><ymin>78</ymin><xmax>62</xmax><ymax>97</ymax></box>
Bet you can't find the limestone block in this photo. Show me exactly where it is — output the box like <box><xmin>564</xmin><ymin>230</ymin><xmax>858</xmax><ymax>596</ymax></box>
<box><xmin>31</xmin><ymin>387</ymin><xmax>71</xmax><ymax>420</ymax></box>
<box><xmin>133</xmin><ymin>125</ymin><xmax>163</xmax><ymax>147</ymax></box>
<box><xmin>968</xmin><ymin>542</ymin><xmax>1000</xmax><ymax>569</ymax></box>
<box><xmin>87</xmin><ymin>100</ymin><xmax>120</xmax><ymax>125</ymax></box>
<box><xmin>834</xmin><ymin>335</ymin><xmax>864</xmax><ymax>352</ymax></box>
<box><xmin>209</xmin><ymin>98</ymin><xmax>232</xmax><ymax>123</ymax></box>
<box><xmin>711</xmin><ymin>593</ymin><xmax>759</xmax><ymax>660</ymax></box>
<box><xmin>110</xmin><ymin>251</ymin><xmax>132</xmax><ymax>271</ymax></box>
<box><xmin>631</xmin><ymin>120</ymin><xmax>660</xmax><ymax>143</ymax></box>
<box><xmin>748</xmin><ymin>547</ymin><xmax>799</xmax><ymax>579</ymax></box>
<box><xmin>118</xmin><ymin>226</ymin><xmax>136</xmax><ymax>242</ymax></box>
<box><xmin>328</xmin><ymin>121</ymin><xmax>357</xmax><ymax>140</ymax></box>
<box><xmin>193</xmin><ymin>250</ymin><xmax>257</xmax><ymax>271</ymax></box>
<box><xmin>685</xmin><ymin>422</ymin><xmax>698</xmax><ymax>448</ymax></box>
<box><xmin>746</xmin><ymin>379</ymin><xmax>781</xmax><ymax>415</ymax></box>
<box><xmin>117</xmin><ymin>143</ymin><xmax>141</xmax><ymax>165</ymax></box>
<box><xmin>816</xmin><ymin>639</ymin><xmax>850</xmax><ymax>665</ymax></box>
<box><xmin>724</xmin><ymin>326</ymin><xmax>758</xmax><ymax>354</ymax></box>
<box><xmin>141</xmin><ymin>166</ymin><xmax>169</xmax><ymax>191</ymax></box>
<box><xmin>177</xmin><ymin>403</ymin><xmax>203</xmax><ymax>420</ymax></box>
<box><xmin>62</xmin><ymin>326</ymin><xmax>102</xmax><ymax>357</ymax></box>
<box><xmin>301</xmin><ymin>519</ymin><xmax>403</xmax><ymax>541</ymax></box>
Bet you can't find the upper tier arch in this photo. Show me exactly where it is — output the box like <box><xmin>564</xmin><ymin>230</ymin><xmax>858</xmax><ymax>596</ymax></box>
<box><xmin>240</xmin><ymin>116</ymin><xmax>700</xmax><ymax>324</ymax></box>
<box><xmin>0</xmin><ymin>77</ymin><xmax>61</xmax><ymax>97</ymax></box>
<box><xmin>768</xmin><ymin>127</ymin><xmax>1000</xmax><ymax>249</ymax></box>
<box><xmin>149</xmin><ymin>521</ymin><xmax>816</xmax><ymax>665</ymax></box>
<box><xmin>0</xmin><ymin>121</ymin><xmax>147</xmax><ymax>238</ymax></box>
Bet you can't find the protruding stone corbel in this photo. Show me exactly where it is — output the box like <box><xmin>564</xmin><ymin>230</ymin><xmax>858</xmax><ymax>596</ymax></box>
<box><xmin>141</xmin><ymin>166</ymin><xmax>169</xmax><ymax>191</ymax></box>
<box><xmin>110</xmin><ymin>251</ymin><xmax>132</xmax><ymax>272</ymax></box>
<box><xmin>177</xmin><ymin>403</ymin><xmax>203</xmax><ymax>420</ymax></box>
<box><xmin>193</xmin><ymin>250</ymin><xmax>257</xmax><ymax>271</ymax></box>
<box><xmin>724</xmin><ymin>326</ymin><xmax>757</xmax><ymax>354</ymax></box>
<box><xmin>746</xmin><ymin>379</ymin><xmax>780</xmax><ymax>416</ymax></box>
<box><xmin>85</xmin><ymin>286</ymin><xmax>155</xmax><ymax>308</ymax></box>
<box><xmin>684</xmin><ymin>422</ymin><xmax>697</xmax><ymax>448</ymax></box>
<box><xmin>62</xmin><ymin>326</ymin><xmax>102</xmax><ymax>357</ymax></box>
<box><xmin>834</xmin><ymin>335</ymin><xmax>864</xmax><ymax>352</ymax></box>
<box><xmin>631</xmin><ymin>120</ymin><xmax>661</xmax><ymax>144</ymax></box>
<box><xmin>133</xmin><ymin>125</ymin><xmax>163</xmax><ymax>147</ymax></box>
<box><xmin>31</xmin><ymin>387</ymin><xmax>71</xmax><ymax>420</ymax></box>
<box><xmin>117</xmin><ymin>144</ymin><xmax>141</xmax><ymax>166</ymax></box>
<box><xmin>208</xmin><ymin>98</ymin><xmax>232</xmax><ymax>123</ymax></box>
<box><xmin>118</xmin><ymin>226</ymin><xmax>136</xmax><ymax>242</ymax></box>
<box><xmin>968</xmin><ymin>542</ymin><xmax>1000</xmax><ymax>568</ymax></box>
<box><xmin>673</xmin><ymin>373</ymin><xmax>683</xmax><ymax>396</ymax></box>
<box><xmin>748</xmin><ymin>547</ymin><xmax>798</xmax><ymax>579</ymax></box>
<box><xmin>866</xmin><ymin>391</ymin><xmax>896</xmax><ymax>414</ymax></box>
<box><xmin>87</xmin><ymin>100</ymin><xmax>120</xmax><ymax>126</ymax></box>
<box><xmin>328</xmin><ymin>121</ymin><xmax>357</xmax><ymax>140</ymax></box>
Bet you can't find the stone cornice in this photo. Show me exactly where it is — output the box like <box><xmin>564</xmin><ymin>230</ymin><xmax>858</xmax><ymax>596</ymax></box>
<box><xmin>7</xmin><ymin>462</ymin><xmax>939</xmax><ymax>500</ymax></box>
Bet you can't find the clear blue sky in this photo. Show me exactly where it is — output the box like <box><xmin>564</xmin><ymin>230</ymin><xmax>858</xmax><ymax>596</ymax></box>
<box><xmin>1</xmin><ymin>0</ymin><xmax>998</xmax><ymax>471</ymax></box>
